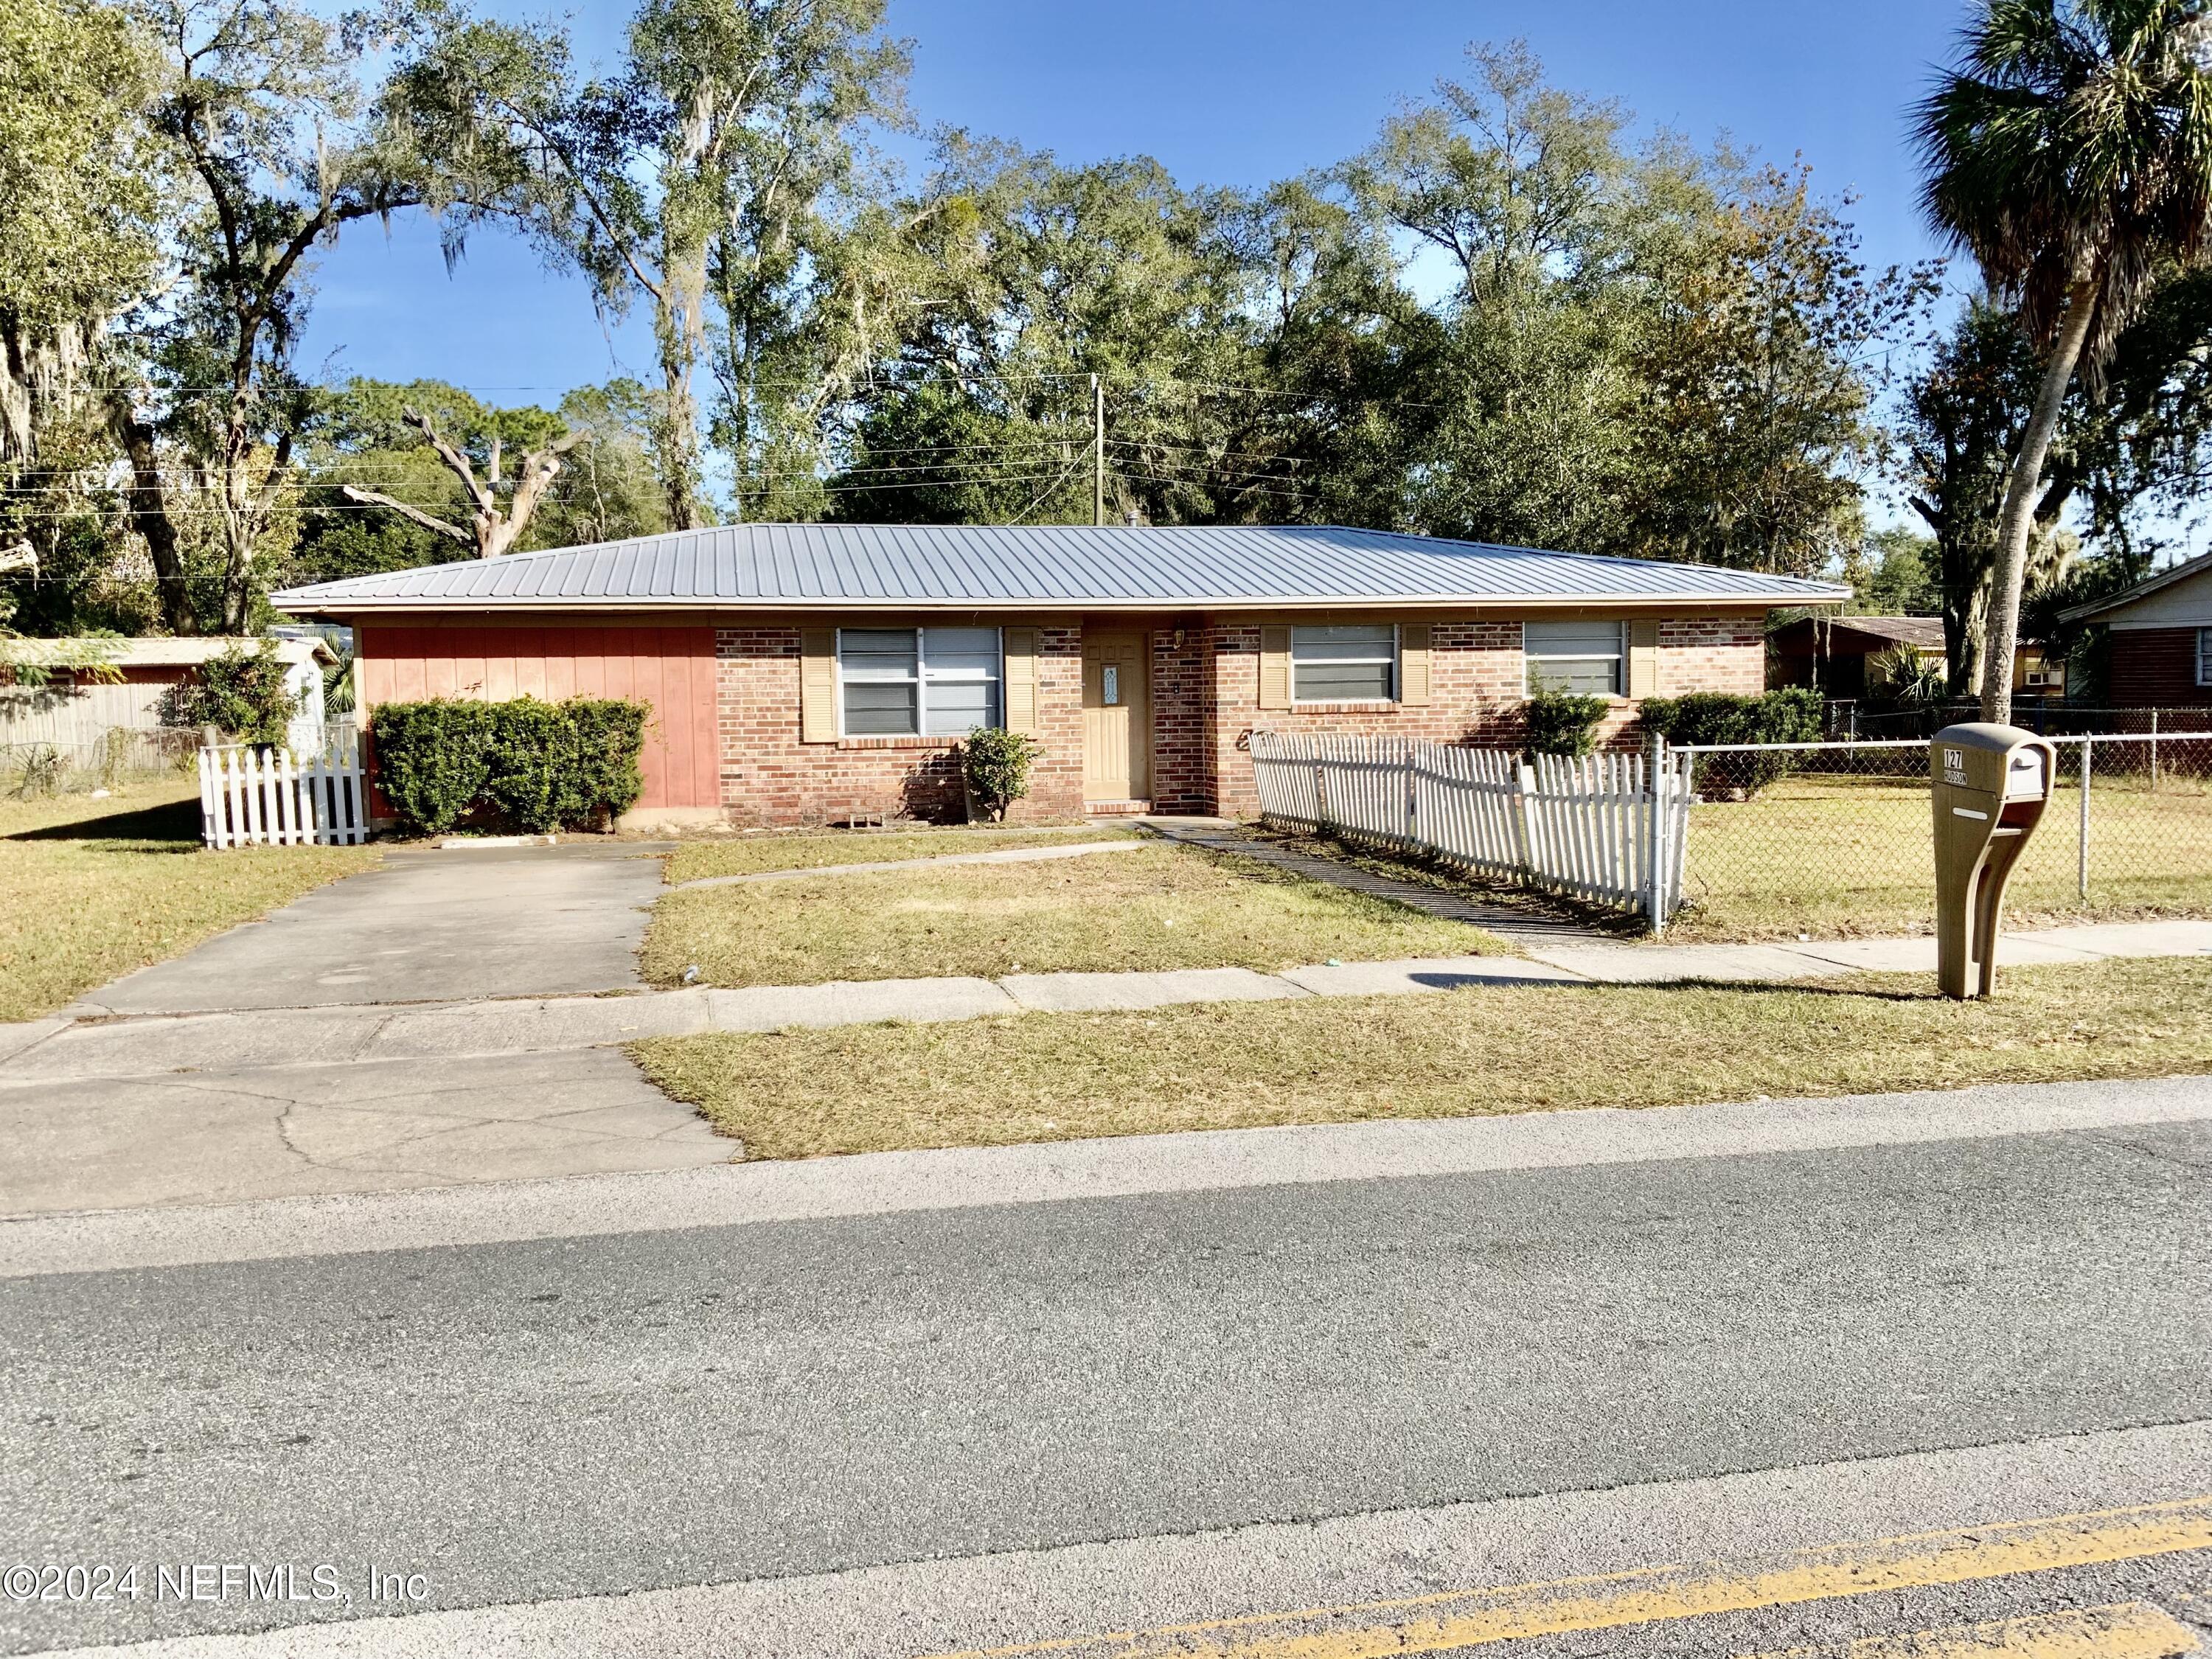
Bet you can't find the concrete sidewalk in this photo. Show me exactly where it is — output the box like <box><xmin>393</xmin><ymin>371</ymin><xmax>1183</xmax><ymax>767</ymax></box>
<box><xmin>7</xmin><ymin>917</ymin><xmax>2207</xmax><ymax>1088</ymax></box>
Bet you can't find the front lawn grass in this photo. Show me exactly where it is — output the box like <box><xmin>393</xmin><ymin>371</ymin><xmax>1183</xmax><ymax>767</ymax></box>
<box><xmin>641</xmin><ymin>842</ymin><xmax>1501</xmax><ymax>987</ymax></box>
<box><xmin>1670</xmin><ymin>773</ymin><xmax>2212</xmax><ymax>942</ymax></box>
<box><xmin>663</xmin><ymin>824</ymin><xmax>1133</xmax><ymax>886</ymax></box>
<box><xmin>0</xmin><ymin>781</ymin><xmax>380</xmax><ymax>1022</ymax></box>
<box><xmin>633</xmin><ymin>956</ymin><xmax>2212</xmax><ymax>1161</ymax></box>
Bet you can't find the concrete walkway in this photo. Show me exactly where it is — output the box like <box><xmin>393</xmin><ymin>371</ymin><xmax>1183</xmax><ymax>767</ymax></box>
<box><xmin>1148</xmin><ymin>821</ymin><xmax>1600</xmax><ymax>951</ymax></box>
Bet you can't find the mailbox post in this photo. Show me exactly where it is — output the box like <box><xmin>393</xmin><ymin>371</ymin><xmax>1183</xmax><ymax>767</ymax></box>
<box><xmin>1931</xmin><ymin>723</ymin><xmax>2056</xmax><ymax>999</ymax></box>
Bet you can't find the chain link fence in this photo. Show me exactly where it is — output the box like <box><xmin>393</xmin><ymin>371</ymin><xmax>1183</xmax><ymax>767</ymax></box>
<box><xmin>1674</xmin><ymin>733</ymin><xmax>2212</xmax><ymax>940</ymax></box>
<box><xmin>1828</xmin><ymin>702</ymin><xmax>2212</xmax><ymax>740</ymax></box>
<box><xmin>1</xmin><ymin>728</ymin><xmax>202</xmax><ymax>799</ymax></box>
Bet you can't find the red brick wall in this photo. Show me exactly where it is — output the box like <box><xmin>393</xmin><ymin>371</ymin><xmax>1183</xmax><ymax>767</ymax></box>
<box><xmin>713</xmin><ymin>624</ymin><xmax>1087</xmax><ymax>826</ymax></box>
<box><xmin>2110</xmin><ymin>627</ymin><xmax>2212</xmax><ymax>706</ymax></box>
<box><xmin>1150</xmin><ymin>630</ymin><xmax>1211</xmax><ymax>814</ymax></box>
<box><xmin>1206</xmin><ymin>613</ymin><xmax>1768</xmax><ymax>818</ymax></box>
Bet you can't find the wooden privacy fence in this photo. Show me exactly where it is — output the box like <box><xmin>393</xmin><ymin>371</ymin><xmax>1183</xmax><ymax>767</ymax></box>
<box><xmin>1248</xmin><ymin>731</ymin><xmax>1691</xmax><ymax>928</ymax></box>
<box><xmin>198</xmin><ymin>727</ymin><xmax>368</xmax><ymax>849</ymax></box>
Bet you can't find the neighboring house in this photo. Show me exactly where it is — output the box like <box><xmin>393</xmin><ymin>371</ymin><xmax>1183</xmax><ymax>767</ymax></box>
<box><xmin>2060</xmin><ymin>549</ymin><xmax>2212</xmax><ymax>706</ymax></box>
<box><xmin>270</xmin><ymin>524</ymin><xmax>1846</xmax><ymax>827</ymax></box>
<box><xmin>0</xmin><ymin>636</ymin><xmax>334</xmax><ymax>751</ymax></box>
<box><xmin>1773</xmin><ymin>616</ymin><xmax>1946</xmax><ymax>700</ymax></box>
<box><xmin>1771</xmin><ymin>615</ymin><xmax>2066</xmax><ymax>701</ymax></box>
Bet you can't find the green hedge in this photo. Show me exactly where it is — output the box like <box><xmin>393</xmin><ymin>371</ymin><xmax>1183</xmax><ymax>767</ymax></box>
<box><xmin>1638</xmin><ymin>688</ymin><xmax>1823</xmax><ymax>748</ymax></box>
<box><xmin>1640</xmin><ymin>689</ymin><xmax>1823</xmax><ymax>797</ymax></box>
<box><xmin>1523</xmin><ymin>691</ymin><xmax>1611</xmax><ymax>757</ymax></box>
<box><xmin>371</xmin><ymin>697</ymin><xmax>647</xmax><ymax>834</ymax></box>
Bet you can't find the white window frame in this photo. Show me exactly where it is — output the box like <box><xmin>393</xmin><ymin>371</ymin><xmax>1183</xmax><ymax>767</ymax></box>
<box><xmin>1523</xmin><ymin>619</ymin><xmax>1628</xmax><ymax>698</ymax></box>
<box><xmin>2198</xmin><ymin>627</ymin><xmax>2212</xmax><ymax>688</ymax></box>
<box><xmin>1290</xmin><ymin>622</ymin><xmax>1399</xmax><ymax>706</ymax></box>
<box><xmin>835</xmin><ymin>625</ymin><xmax>1004</xmax><ymax>739</ymax></box>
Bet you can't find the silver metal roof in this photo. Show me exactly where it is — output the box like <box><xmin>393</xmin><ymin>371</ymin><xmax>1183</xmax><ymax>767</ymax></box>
<box><xmin>271</xmin><ymin>524</ymin><xmax>1848</xmax><ymax>614</ymax></box>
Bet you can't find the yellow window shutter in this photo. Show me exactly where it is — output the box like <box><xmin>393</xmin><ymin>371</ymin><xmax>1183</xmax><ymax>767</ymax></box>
<box><xmin>1627</xmin><ymin>618</ymin><xmax>1660</xmax><ymax>698</ymax></box>
<box><xmin>800</xmin><ymin>627</ymin><xmax>837</xmax><ymax>743</ymax></box>
<box><xmin>1259</xmin><ymin>625</ymin><xmax>1293</xmax><ymax>710</ymax></box>
<box><xmin>1002</xmin><ymin>627</ymin><xmax>1040</xmax><ymax>734</ymax></box>
<box><xmin>1399</xmin><ymin>622</ymin><xmax>1432</xmax><ymax>706</ymax></box>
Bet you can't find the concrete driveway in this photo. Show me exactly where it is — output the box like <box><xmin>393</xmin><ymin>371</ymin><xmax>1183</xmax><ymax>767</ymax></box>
<box><xmin>2</xmin><ymin>841</ymin><xmax>731</xmax><ymax>1219</ymax></box>
<box><xmin>72</xmin><ymin>841</ymin><xmax>669</xmax><ymax>1014</ymax></box>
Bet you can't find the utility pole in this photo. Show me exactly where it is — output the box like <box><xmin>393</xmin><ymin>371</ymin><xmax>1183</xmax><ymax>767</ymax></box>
<box><xmin>1092</xmin><ymin>373</ymin><xmax>1105</xmax><ymax>526</ymax></box>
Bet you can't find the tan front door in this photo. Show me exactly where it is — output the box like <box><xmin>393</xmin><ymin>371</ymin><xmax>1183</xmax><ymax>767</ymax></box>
<box><xmin>1082</xmin><ymin>630</ymin><xmax>1150</xmax><ymax>804</ymax></box>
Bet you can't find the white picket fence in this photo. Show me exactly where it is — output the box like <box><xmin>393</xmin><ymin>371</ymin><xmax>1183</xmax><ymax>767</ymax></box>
<box><xmin>1248</xmin><ymin>731</ymin><xmax>1691</xmax><ymax>926</ymax></box>
<box><xmin>198</xmin><ymin>728</ymin><xmax>369</xmax><ymax>849</ymax></box>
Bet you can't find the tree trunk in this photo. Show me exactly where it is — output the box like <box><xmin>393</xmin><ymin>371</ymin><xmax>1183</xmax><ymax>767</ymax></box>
<box><xmin>654</xmin><ymin>198</ymin><xmax>709</xmax><ymax>532</ymax></box>
<box><xmin>1980</xmin><ymin>278</ymin><xmax>2097</xmax><ymax>724</ymax></box>
<box><xmin>105</xmin><ymin>396</ymin><xmax>194</xmax><ymax>635</ymax></box>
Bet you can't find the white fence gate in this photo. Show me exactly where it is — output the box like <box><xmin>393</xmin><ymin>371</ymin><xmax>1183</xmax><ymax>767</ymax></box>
<box><xmin>1248</xmin><ymin>731</ymin><xmax>1692</xmax><ymax>927</ymax></box>
<box><xmin>198</xmin><ymin>728</ymin><xmax>368</xmax><ymax>849</ymax></box>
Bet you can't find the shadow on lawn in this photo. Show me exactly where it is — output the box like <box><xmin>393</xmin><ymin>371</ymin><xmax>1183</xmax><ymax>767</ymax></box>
<box><xmin>4</xmin><ymin>796</ymin><xmax>203</xmax><ymax>846</ymax></box>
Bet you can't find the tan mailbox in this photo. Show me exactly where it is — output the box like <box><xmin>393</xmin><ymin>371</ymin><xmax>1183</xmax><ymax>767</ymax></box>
<box><xmin>1931</xmin><ymin>722</ymin><xmax>2056</xmax><ymax>999</ymax></box>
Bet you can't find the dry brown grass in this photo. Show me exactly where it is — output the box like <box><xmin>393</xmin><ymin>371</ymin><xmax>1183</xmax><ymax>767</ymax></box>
<box><xmin>641</xmin><ymin>843</ymin><xmax>1502</xmax><ymax>987</ymax></box>
<box><xmin>662</xmin><ymin>824</ymin><xmax>1132</xmax><ymax>886</ymax></box>
<box><xmin>0</xmin><ymin>780</ymin><xmax>379</xmax><ymax>1021</ymax></box>
<box><xmin>632</xmin><ymin>956</ymin><xmax>2212</xmax><ymax>1161</ymax></box>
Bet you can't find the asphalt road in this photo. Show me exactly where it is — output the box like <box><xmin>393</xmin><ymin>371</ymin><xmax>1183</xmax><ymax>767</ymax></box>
<box><xmin>4</xmin><ymin>1096</ymin><xmax>2211</xmax><ymax>1655</ymax></box>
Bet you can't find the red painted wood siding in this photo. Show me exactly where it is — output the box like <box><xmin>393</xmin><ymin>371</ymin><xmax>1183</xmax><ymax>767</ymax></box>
<box><xmin>358</xmin><ymin>623</ymin><xmax>720</xmax><ymax>808</ymax></box>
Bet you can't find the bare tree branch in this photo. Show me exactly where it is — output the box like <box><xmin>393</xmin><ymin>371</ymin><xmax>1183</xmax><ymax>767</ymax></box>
<box><xmin>340</xmin><ymin>485</ymin><xmax>473</xmax><ymax>545</ymax></box>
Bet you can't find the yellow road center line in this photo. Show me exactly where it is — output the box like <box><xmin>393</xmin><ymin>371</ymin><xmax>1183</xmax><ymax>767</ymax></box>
<box><xmin>914</xmin><ymin>1496</ymin><xmax>2212</xmax><ymax>1659</ymax></box>
<box><xmin>1739</xmin><ymin>1599</ymin><xmax>2202</xmax><ymax>1658</ymax></box>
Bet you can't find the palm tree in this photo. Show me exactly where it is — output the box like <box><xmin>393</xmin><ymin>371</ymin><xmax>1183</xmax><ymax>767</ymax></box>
<box><xmin>1916</xmin><ymin>0</ymin><xmax>2212</xmax><ymax>723</ymax></box>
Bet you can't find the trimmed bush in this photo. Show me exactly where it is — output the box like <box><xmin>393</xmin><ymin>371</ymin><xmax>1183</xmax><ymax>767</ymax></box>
<box><xmin>1638</xmin><ymin>687</ymin><xmax>1823</xmax><ymax>748</ymax></box>
<box><xmin>369</xmin><ymin>700</ymin><xmax>498</xmax><ymax>834</ymax></box>
<box><xmin>371</xmin><ymin>696</ymin><xmax>648</xmax><ymax>835</ymax></box>
<box><xmin>961</xmin><ymin>727</ymin><xmax>1042</xmax><ymax>821</ymax></box>
<box><xmin>1523</xmin><ymin>691</ymin><xmax>1610</xmax><ymax>757</ymax></box>
<box><xmin>1640</xmin><ymin>688</ymin><xmax>1823</xmax><ymax>797</ymax></box>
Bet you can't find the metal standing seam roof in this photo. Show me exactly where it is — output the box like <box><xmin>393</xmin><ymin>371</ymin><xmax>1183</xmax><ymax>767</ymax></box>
<box><xmin>269</xmin><ymin>524</ymin><xmax>1850</xmax><ymax>613</ymax></box>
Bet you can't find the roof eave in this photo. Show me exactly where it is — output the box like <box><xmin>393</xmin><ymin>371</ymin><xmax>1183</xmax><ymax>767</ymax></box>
<box><xmin>272</xmin><ymin>588</ymin><xmax>1848</xmax><ymax>618</ymax></box>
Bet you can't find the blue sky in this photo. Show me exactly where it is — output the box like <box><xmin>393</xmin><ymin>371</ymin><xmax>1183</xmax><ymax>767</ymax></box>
<box><xmin>302</xmin><ymin>0</ymin><xmax>1975</xmax><ymax>401</ymax></box>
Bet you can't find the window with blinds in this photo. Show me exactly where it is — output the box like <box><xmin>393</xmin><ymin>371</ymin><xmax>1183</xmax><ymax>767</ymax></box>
<box><xmin>838</xmin><ymin>627</ymin><xmax>1004</xmax><ymax>736</ymax></box>
<box><xmin>1523</xmin><ymin>620</ymin><xmax>1627</xmax><ymax>697</ymax></box>
<box><xmin>1291</xmin><ymin>624</ymin><xmax>1397</xmax><ymax>702</ymax></box>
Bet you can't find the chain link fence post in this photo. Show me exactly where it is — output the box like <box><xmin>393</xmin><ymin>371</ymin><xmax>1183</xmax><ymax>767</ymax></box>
<box><xmin>2079</xmin><ymin>735</ymin><xmax>2093</xmax><ymax>900</ymax></box>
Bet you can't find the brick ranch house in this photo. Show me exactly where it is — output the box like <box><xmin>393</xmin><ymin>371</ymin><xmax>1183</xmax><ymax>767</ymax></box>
<box><xmin>270</xmin><ymin>524</ymin><xmax>1846</xmax><ymax>828</ymax></box>
<box><xmin>2062</xmin><ymin>547</ymin><xmax>2212</xmax><ymax>706</ymax></box>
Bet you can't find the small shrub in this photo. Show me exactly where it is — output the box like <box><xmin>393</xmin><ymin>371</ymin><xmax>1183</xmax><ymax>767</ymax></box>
<box><xmin>1867</xmin><ymin>643</ymin><xmax>1947</xmax><ymax>713</ymax></box>
<box><xmin>370</xmin><ymin>696</ymin><xmax>649</xmax><ymax>835</ymax></box>
<box><xmin>1523</xmin><ymin>691</ymin><xmax>1610</xmax><ymax>757</ymax></box>
<box><xmin>961</xmin><ymin>727</ymin><xmax>1041</xmax><ymax>821</ymax></box>
<box><xmin>161</xmin><ymin>640</ymin><xmax>299</xmax><ymax>746</ymax></box>
<box><xmin>1641</xmin><ymin>688</ymin><xmax>1824</xmax><ymax>796</ymax></box>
